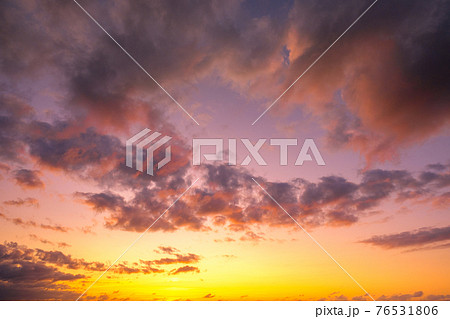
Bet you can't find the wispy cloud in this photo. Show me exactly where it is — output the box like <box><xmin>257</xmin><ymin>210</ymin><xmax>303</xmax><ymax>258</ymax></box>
<box><xmin>0</xmin><ymin>213</ymin><xmax>71</xmax><ymax>233</ymax></box>
<box><xmin>360</xmin><ymin>226</ymin><xmax>450</xmax><ymax>249</ymax></box>
<box><xmin>3</xmin><ymin>197</ymin><xmax>39</xmax><ymax>207</ymax></box>
<box><xmin>169</xmin><ymin>266</ymin><xmax>200</xmax><ymax>275</ymax></box>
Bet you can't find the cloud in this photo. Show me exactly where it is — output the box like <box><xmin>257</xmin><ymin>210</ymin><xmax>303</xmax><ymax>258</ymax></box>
<box><xmin>360</xmin><ymin>226</ymin><xmax>450</xmax><ymax>249</ymax></box>
<box><xmin>240</xmin><ymin>231</ymin><xmax>265</xmax><ymax>242</ymax></box>
<box><xmin>0</xmin><ymin>0</ymin><xmax>448</xmax><ymax>238</ymax></box>
<box><xmin>275</xmin><ymin>0</ymin><xmax>450</xmax><ymax>165</ymax></box>
<box><xmin>327</xmin><ymin>211</ymin><xmax>358</xmax><ymax>226</ymax></box>
<box><xmin>13</xmin><ymin>169</ymin><xmax>44</xmax><ymax>189</ymax></box>
<box><xmin>0</xmin><ymin>242</ymin><xmax>84</xmax><ymax>300</ymax></box>
<box><xmin>0</xmin><ymin>94</ymin><xmax>33</xmax><ymax>163</ymax></box>
<box><xmin>1</xmin><ymin>242</ymin><xmax>204</xmax><ymax>282</ymax></box>
<box><xmin>57</xmin><ymin>242</ymin><xmax>72</xmax><ymax>249</ymax></box>
<box><xmin>75</xmin><ymin>191</ymin><xmax>126</xmax><ymax>213</ymax></box>
<box><xmin>169</xmin><ymin>265</ymin><xmax>200</xmax><ymax>275</ymax></box>
<box><xmin>3</xmin><ymin>197</ymin><xmax>39</xmax><ymax>207</ymax></box>
<box><xmin>112</xmin><ymin>262</ymin><xmax>163</xmax><ymax>275</ymax></box>
<box><xmin>326</xmin><ymin>291</ymin><xmax>448</xmax><ymax>301</ymax></box>
<box><xmin>322</xmin><ymin>291</ymin><xmax>448</xmax><ymax>301</ymax></box>
<box><xmin>0</xmin><ymin>283</ymin><xmax>79</xmax><ymax>301</ymax></box>
<box><xmin>351</xmin><ymin>295</ymin><xmax>371</xmax><ymax>301</ymax></box>
<box><xmin>138</xmin><ymin>248</ymin><xmax>202</xmax><ymax>274</ymax></box>
<box><xmin>0</xmin><ymin>241</ymin><xmax>203</xmax><ymax>300</ymax></box>
<box><xmin>203</xmin><ymin>293</ymin><xmax>215</xmax><ymax>299</ymax></box>
<box><xmin>29</xmin><ymin>234</ymin><xmax>53</xmax><ymax>246</ymax></box>
<box><xmin>378</xmin><ymin>291</ymin><xmax>423</xmax><ymax>301</ymax></box>
<box><xmin>147</xmin><ymin>253</ymin><xmax>201</xmax><ymax>265</ymax></box>
<box><xmin>0</xmin><ymin>213</ymin><xmax>71</xmax><ymax>233</ymax></box>
<box><xmin>28</xmin><ymin>235</ymin><xmax>71</xmax><ymax>249</ymax></box>
<box><xmin>404</xmin><ymin>242</ymin><xmax>450</xmax><ymax>253</ymax></box>
<box><xmin>0</xmin><ymin>241</ymin><xmax>154</xmax><ymax>300</ymax></box>
<box><xmin>427</xmin><ymin>163</ymin><xmax>447</xmax><ymax>172</ymax></box>
<box><xmin>70</xmin><ymin>162</ymin><xmax>450</xmax><ymax>236</ymax></box>
<box><xmin>155</xmin><ymin>246</ymin><xmax>179</xmax><ymax>254</ymax></box>
<box><xmin>38</xmin><ymin>224</ymin><xmax>71</xmax><ymax>233</ymax></box>
<box><xmin>0</xmin><ymin>0</ymin><xmax>448</xmax><ymax>169</ymax></box>
<box><xmin>0</xmin><ymin>259</ymin><xmax>83</xmax><ymax>283</ymax></box>
<box><xmin>0</xmin><ymin>0</ymin><xmax>446</xmax><ymax>301</ymax></box>
<box><xmin>424</xmin><ymin>294</ymin><xmax>450</xmax><ymax>301</ymax></box>
<box><xmin>75</xmin><ymin>178</ymin><xmax>204</xmax><ymax>233</ymax></box>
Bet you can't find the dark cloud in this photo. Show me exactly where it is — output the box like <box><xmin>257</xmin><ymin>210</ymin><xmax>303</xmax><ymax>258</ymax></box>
<box><xmin>0</xmin><ymin>0</ymin><xmax>448</xmax><ymax>167</ymax></box>
<box><xmin>0</xmin><ymin>242</ymin><xmax>84</xmax><ymax>300</ymax></box>
<box><xmin>299</xmin><ymin>176</ymin><xmax>358</xmax><ymax>210</ymax></box>
<box><xmin>327</xmin><ymin>211</ymin><xmax>358</xmax><ymax>226</ymax></box>
<box><xmin>282</xmin><ymin>0</ymin><xmax>450</xmax><ymax>164</ymax></box>
<box><xmin>0</xmin><ymin>241</ymin><xmax>158</xmax><ymax>300</ymax></box>
<box><xmin>13</xmin><ymin>169</ymin><xmax>44</xmax><ymax>189</ymax></box>
<box><xmin>356</xmin><ymin>169</ymin><xmax>418</xmax><ymax>210</ymax></box>
<box><xmin>0</xmin><ymin>0</ymin><xmax>448</xmax><ymax>237</ymax></box>
<box><xmin>75</xmin><ymin>184</ymin><xmax>202</xmax><ymax>233</ymax></box>
<box><xmin>71</xmin><ymin>162</ymin><xmax>450</xmax><ymax>234</ymax></box>
<box><xmin>34</xmin><ymin>249</ymin><xmax>104</xmax><ymax>272</ymax></box>
<box><xmin>0</xmin><ymin>241</ymin><xmax>203</xmax><ymax>299</ymax></box>
<box><xmin>418</xmin><ymin>170</ymin><xmax>450</xmax><ymax>189</ymax></box>
<box><xmin>75</xmin><ymin>191</ymin><xmax>126</xmax><ymax>213</ymax></box>
<box><xmin>76</xmin><ymin>189</ymin><xmax>172</xmax><ymax>232</ymax></box>
<box><xmin>3</xmin><ymin>242</ymin><xmax>202</xmax><ymax>279</ymax></box>
<box><xmin>0</xmin><ymin>259</ymin><xmax>82</xmax><ymax>283</ymax></box>
<box><xmin>0</xmin><ymin>0</ymin><xmax>281</xmax><ymax>131</ymax></box>
<box><xmin>360</xmin><ymin>226</ymin><xmax>450</xmax><ymax>249</ymax></box>
<box><xmin>32</xmin><ymin>247</ymin><xmax>163</xmax><ymax>274</ymax></box>
<box><xmin>166</xmin><ymin>200</ymin><xmax>208</xmax><ymax>231</ymax></box>
<box><xmin>427</xmin><ymin>163</ymin><xmax>447</xmax><ymax>172</ymax></box>
<box><xmin>0</xmin><ymin>94</ymin><xmax>33</xmax><ymax>163</ymax></box>
<box><xmin>0</xmin><ymin>282</ymin><xmax>80</xmax><ymax>301</ymax></box>
<box><xmin>205</xmin><ymin>164</ymin><xmax>253</xmax><ymax>191</ymax></box>
<box><xmin>0</xmin><ymin>0</ymin><xmax>447</xmax><ymax>301</ymax></box>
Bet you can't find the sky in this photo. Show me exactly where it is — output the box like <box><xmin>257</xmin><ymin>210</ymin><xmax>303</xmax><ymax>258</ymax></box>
<box><xmin>0</xmin><ymin>0</ymin><xmax>449</xmax><ymax>301</ymax></box>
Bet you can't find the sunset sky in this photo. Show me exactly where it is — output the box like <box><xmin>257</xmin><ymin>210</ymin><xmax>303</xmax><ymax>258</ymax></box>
<box><xmin>0</xmin><ymin>0</ymin><xmax>449</xmax><ymax>301</ymax></box>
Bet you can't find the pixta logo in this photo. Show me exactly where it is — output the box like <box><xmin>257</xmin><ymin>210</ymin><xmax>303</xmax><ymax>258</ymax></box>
<box><xmin>126</xmin><ymin>130</ymin><xmax>325</xmax><ymax>176</ymax></box>
<box><xmin>126</xmin><ymin>128</ymin><xmax>172</xmax><ymax>176</ymax></box>
<box><xmin>193</xmin><ymin>138</ymin><xmax>325</xmax><ymax>166</ymax></box>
